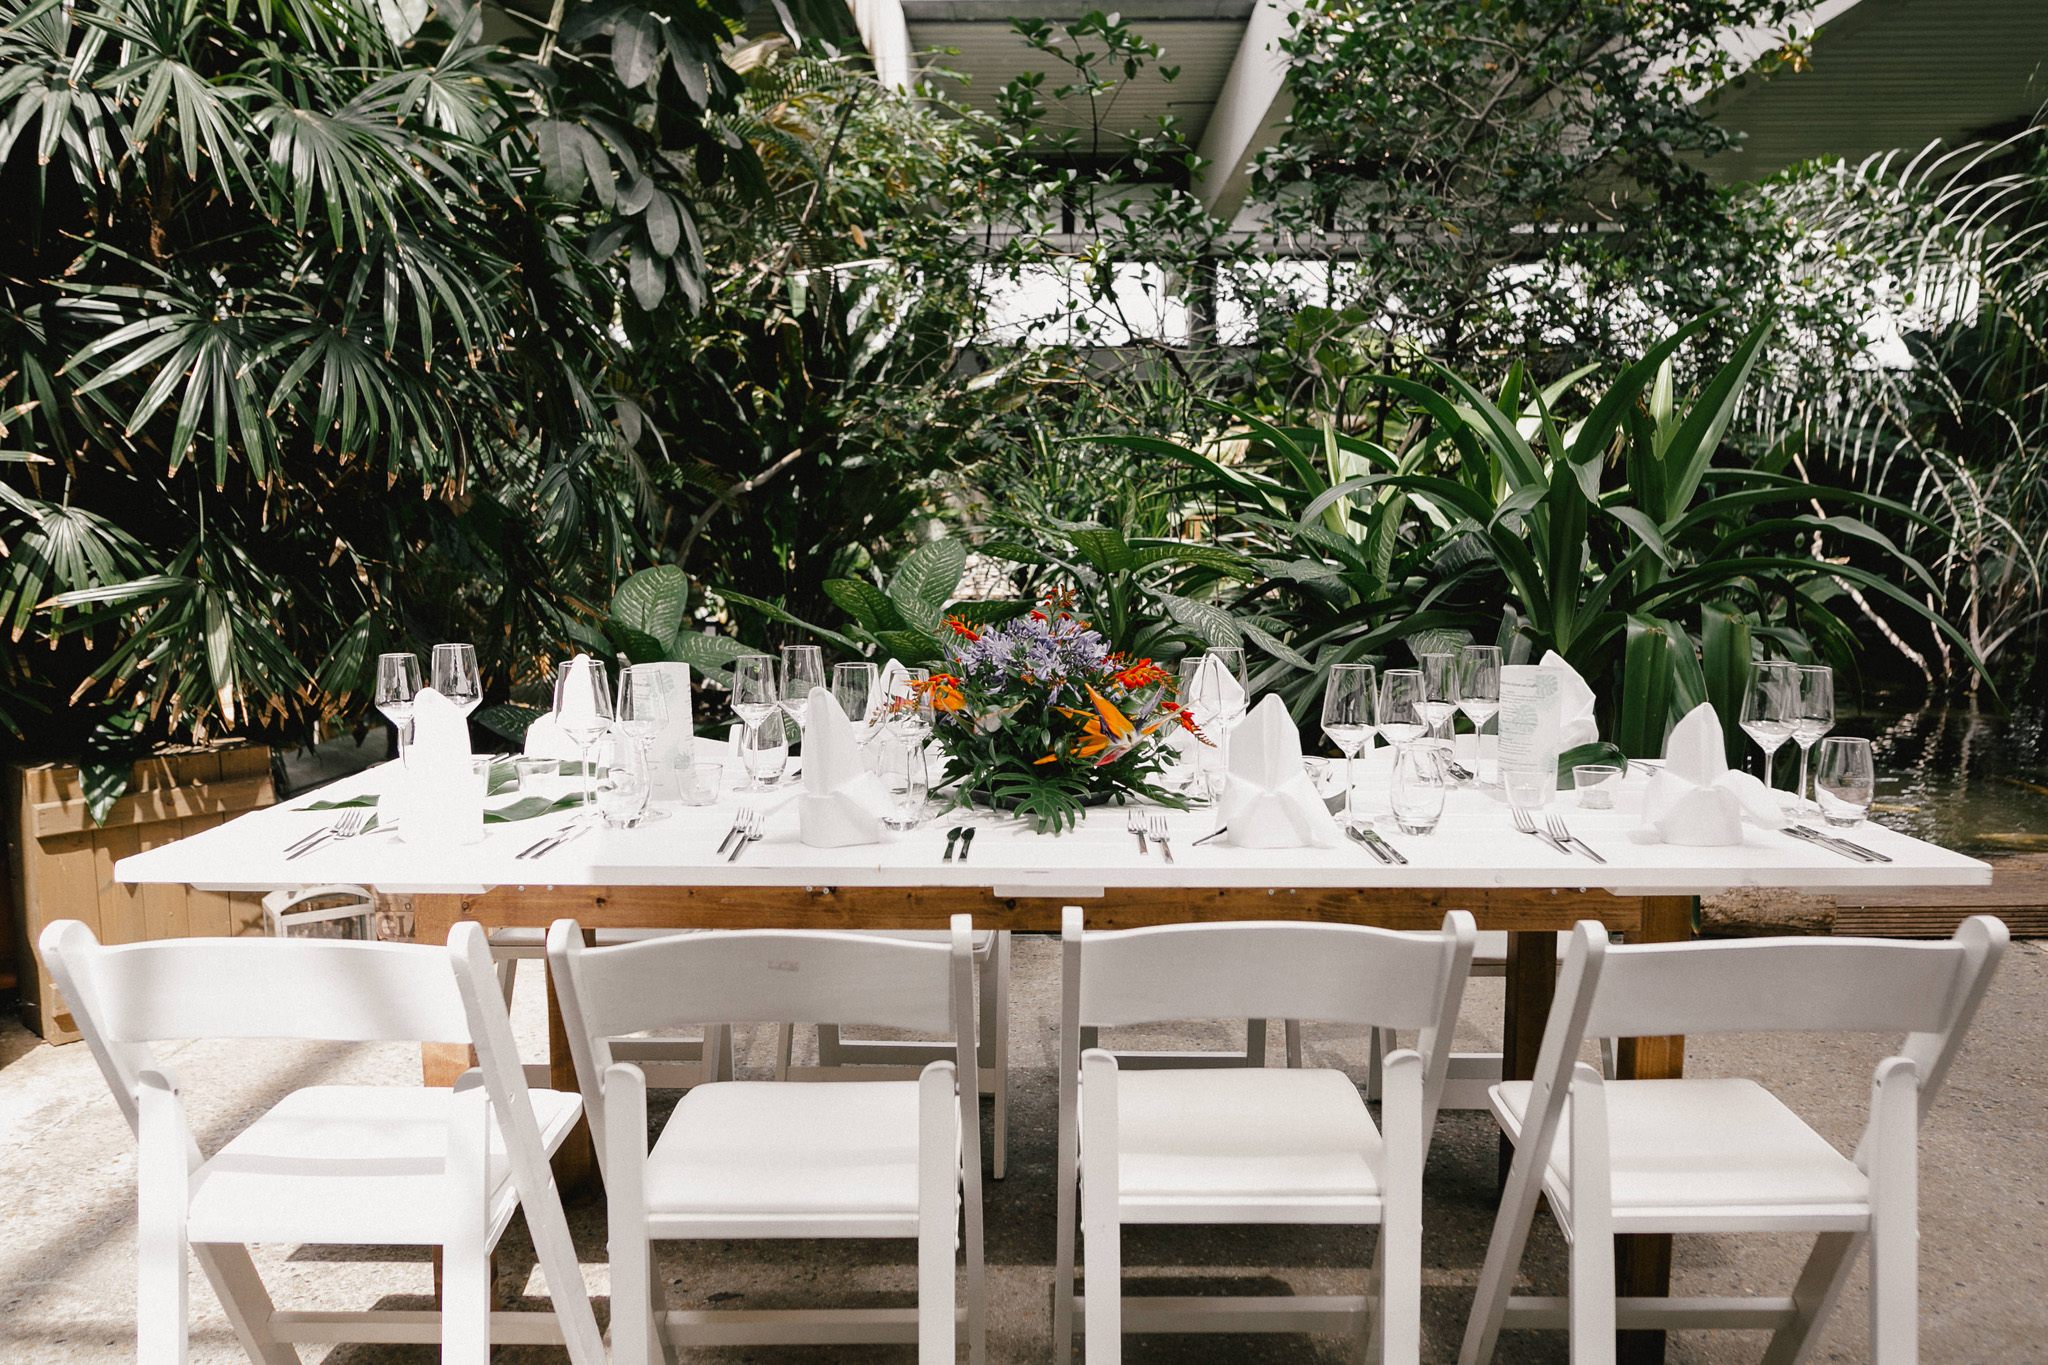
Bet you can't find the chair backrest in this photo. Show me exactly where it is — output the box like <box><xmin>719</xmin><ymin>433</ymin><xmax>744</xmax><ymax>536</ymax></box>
<box><xmin>38</xmin><ymin>919</ymin><xmax>474</xmax><ymax>1137</ymax></box>
<box><xmin>1060</xmin><ymin>909</ymin><xmax>1477</xmax><ymax>1144</ymax></box>
<box><xmin>1524</xmin><ymin>916</ymin><xmax>2008</xmax><ymax>1177</ymax></box>
<box><xmin>1070</xmin><ymin>914</ymin><xmax>1477</xmax><ymax>1034</ymax></box>
<box><xmin>548</xmin><ymin>915</ymin><xmax>979</xmax><ymax>1180</ymax></box>
<box><xmin>550</xmin><ymin>921</ymin><xmax>959</xmax><ymax>1038</ymax></box>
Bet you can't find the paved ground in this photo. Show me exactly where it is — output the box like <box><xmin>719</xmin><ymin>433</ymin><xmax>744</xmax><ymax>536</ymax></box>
<box><xmin>1</xmin><ymin>933</ymin><xmax>2043</xmax><ymax>1363</ymax></box>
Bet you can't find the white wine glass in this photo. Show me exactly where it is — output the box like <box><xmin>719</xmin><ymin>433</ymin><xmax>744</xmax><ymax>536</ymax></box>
<box><xmin>731</xmin><ymin>655</ymin><xmax>780</xmax><ymax>792</ymax></box>
<box><xmin>1377</xmin><ymin>669</ymin><xmax>1427</xmax><ymax>752</ymax></box>
<box><xmin>1792</xmin><ymin>664</ymin><xmax>1835</xmax><ymax>812</ymax></box>
<box><xmin>616</xmin><ymin>665</ymin><xmax>667</xmax><ymax>753</ymax></box>
<box><xmin>1319</xmin><ymin>663</ymin><xmax>1377</xmax><ymax>831</ymax></box>
<box><xmin>1418</xmin><ymin>652</ymin><xmax>1459</xmax><ymax>742</ymax></box>
<box><xmin>780</xmin><ymin>645</ymin><xmax>826</xmax><ymax>738</ymax></box>
<box><xmin>833</xmin><ymin>661</ymin><xmax>878</xmax><ymax>725</ymax></box>
<box><xmin>375</xmin><ymin>652</ymin><xmax>422</xmax><ymax>761</ymax></box>
<box><xmin>1740</xmin><ymin>661</ymin><xmax>1799</xmax><ymax>793</ymax></box>
<box><xmin>430</xmin><ymin>643</ymin><xmax>482</xmax><ymax>717</ymax></box>
<box><xmin>1458</xmin><ymin>644</ymin><xmax>1503</xmax><ymax>782</ymax></box>
<box><xmin>553</xmin><ymin>657</ymin><xmax>614</xmax><ymax>810</ymax></box>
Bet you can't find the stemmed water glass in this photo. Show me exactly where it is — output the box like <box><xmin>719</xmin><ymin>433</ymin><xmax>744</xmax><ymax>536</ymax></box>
<box><xmin>1203</xmin><ymin>648</ymin><xmax>1251</xmax><ymax>730</ymax></box>
<box><xmin>1418</xmin><ymin>653</ymin><xmax>1460</xmax><ymax>744</ymax></box>
<box><xmin>731</xmin><ymin>655</ymin><xmax>780</xmax><ymax>792</ymax></box>
<box><xmin>1319</xmin><ymin>663</ymin><xmax>1378</xmax><ymax>831</ymax></box>
<box><xmin>375</xmin><ymin>652</ymin><xmax>422</xmax><ymax>761</ymax></box>
<box><xmin>887</xmin><ymin>666</ymin><xmax>934</xmax><ymax>742</ymax></box>
<box><xmin>833</xmin><ymin>661</ymin><xmax>878</xmax><ymax>726</ymax></box>
<box><xmin>1377</xmin><ymin>669</ymin><xmax>1427</xmax><ymax>753</ymax></box>
<box><xmin>1740</xmin><ymin>661</ymin><xmax>1799</xmax><ymax>792</ymax></box>
<box><xmin>553</xmin><ymin>658</ymin><xmax>614</xmax><ymax>810</ymax></box>
<box><xmin>1458</xmin><ymin>644</ymin><xmax>1503</xmax><ymax>780</ymax></box>
<box><xmin>430</xmin><ymin>643</ymin><xmax>482</xmax><ymax>717</ymax></box>
<box><xmin>1792</xmin><ymin>664</ymin><xmax>1836</xmax><ymax>812</ymax></box>
<box><xmin>780</xmin><ymin>645</ymin><xmax>826</xmax><ymax>741</ymax></box>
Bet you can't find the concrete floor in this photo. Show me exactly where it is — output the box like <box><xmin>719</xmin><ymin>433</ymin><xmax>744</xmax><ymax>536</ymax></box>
<box><xmin>1</xmin><ymin>934</ymin><xmax>2044</xmax><ymax>1363</ymax></box>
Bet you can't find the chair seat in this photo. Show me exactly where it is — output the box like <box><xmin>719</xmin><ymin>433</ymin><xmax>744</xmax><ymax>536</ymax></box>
<box><xmin>1108</xmin><ymin>1068</ymin><xmax>1384</xmax><ymax>1205</ymax></box>
<box><xmin>1492</xmin><ymin>1078</ymin><xmax>1870</xmax><ymax>1211</ymax></box>
<box><xmin>645</xmin><ymin>1080</ymin><xmax>941</xmax><ymax>1222</ymax></box>
<box><xmin>187</xmin><ymin>1085</ymin><xmax>582</xmax><ymax>1245</ymax></box>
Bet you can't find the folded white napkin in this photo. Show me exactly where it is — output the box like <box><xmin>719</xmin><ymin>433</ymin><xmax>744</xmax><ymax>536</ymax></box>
<box><xmin>1540</xmin><ymin>650</ymin><xmax>1600</xmax><ymax>750</ymax></box>
<box><xmin>1629</xmin><ymin>702</ymin><xmax>1781</xmax><ymax>846</ymax></box>
<box><xmin>1170</xmin><ymin>653</ymin><xmax>1247</xmax><ymax>768</ymax></box>
<box><xmin>1217</xmin><ymin>694</ymin><xmax>1343</xmax><ymax>848</ymax></box>
<box><xmin>798</xmin><ymin>686</ymin><xmax>894</xmax><ymax>847</ymax></box>
<box><xmin>634</xmin><ymin>662</ymin><xmax>696</xmax><ymax>800</ymax></box>
<box><xmin>395</xmin><ymin>687</ymin><xmax>482</xmax><ymax>844</ymax></box>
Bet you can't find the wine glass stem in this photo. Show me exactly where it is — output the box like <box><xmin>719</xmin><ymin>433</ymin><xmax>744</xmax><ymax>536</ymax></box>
<box><xmin>1795</xmin><ymin>742</ymin><xmax>1813</xmax><ymax>811</ymax></box>
<box><xmin>580</xmin><ymin>739</ymin><xmax>598</xmax><ymax>809</ymax></box>
<box><xmin>1763</xmin><ymin>746</ymin><xmax>1775</xmax><ymax>791</ymax></box>
<box><xmin>1343</xmin><ymin>751</ymin><xmax>1355</xmax><ymax>830</ymax></box>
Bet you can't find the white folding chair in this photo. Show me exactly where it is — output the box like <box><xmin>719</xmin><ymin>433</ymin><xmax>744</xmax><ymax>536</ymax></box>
<box><xmin>487</xmin><ymin>927</ymin><xmax>732</xmax><ymax>1090</ymax></box>
<box><xmin>38</xmin><ymin>919</ymin><xmax>604</xmax><ymax>1365</ymax></box>
<box><xmin>547</xmin><ymin>914</ymin><xmax>985</xmax><ymax>1364</ymax></box>
<box><xmin>1370</xmin><ymin>931</ymin><xmax>1614</xmax><ymax>1110</ymax></box>
<box><xmin>1056</xmin><ymin>908</ymin><xmax>1478</xmax><ymax>1363</ymax></box>
<box><xmin>1460</xmin><ymin>915</ymin><xmax>2009</xmax><ymax>1365</ymax></box>
<box><xmin>776</xmin><ymin>928</ymin><xmax>1011</xmax><ymax>1177</ymax></box>
<box><xmin>260</xmin><ymin>884</ymin><xmax>376</xmax><ymax>940</ymax></box>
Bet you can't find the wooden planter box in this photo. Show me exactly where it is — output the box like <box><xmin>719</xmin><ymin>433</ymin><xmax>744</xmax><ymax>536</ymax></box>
<box><xmin>5</xmin><ymin>743</ymin><xmax>275</xmax><ymax>1042</ymax></box>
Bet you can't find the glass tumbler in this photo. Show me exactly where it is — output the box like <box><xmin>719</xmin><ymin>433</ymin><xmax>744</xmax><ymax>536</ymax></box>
<box><xmin>1815</xmin><ymin>737</ymin><xmax>1875</xmax><ymax>827</ymax></box>
<box><xmin>1390</xmin><ymin>745</ymin><xmax>1445</xmax><ymax>835</ymax></box>
<box><xmin>596</xmin><ymin>730</ymin><xmax>651</xmax><ymax>828</ymax></box>
<box><xmin>1574</xmin><ymin>764</ymin><xmax>1622</xmax><ymax>810</ymax></box>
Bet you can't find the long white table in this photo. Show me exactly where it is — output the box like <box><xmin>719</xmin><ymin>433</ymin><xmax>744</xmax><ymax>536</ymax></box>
<box><xmin>114</xmin><ymin>749</ymin><xmax>1989</xmax><ymax>1365</ymax></box>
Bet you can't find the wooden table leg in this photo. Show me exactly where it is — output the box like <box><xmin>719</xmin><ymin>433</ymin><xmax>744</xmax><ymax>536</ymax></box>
<box><xmin>1499</xmin><ymin>928</ymin><xmax>1560</xmax><ymax>1186</ymax></box>
<box><xmin>1613</xmin><ymin>895</ymin><xmax>1694</xmax><ymax>1365</ymax></box>
<box><xmin>412</xmin><ymin>895</ymin><xmax>477</xmax><ymax>1086</ymax></box>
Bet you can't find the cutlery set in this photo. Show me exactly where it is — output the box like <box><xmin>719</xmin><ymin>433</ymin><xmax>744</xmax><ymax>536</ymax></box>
<box><xmin>1783</xmin><ymin>823</ymin><xmax>1890</xmax><ymax>862</ymax></box>
<box><xmin>1346</xmin><ymin>824</ymin><xmax>1407</xmax><ymax>864</ymax></box>
<box><xmin>285</xmin><ymin>810</ymin><xmax>366</xmax><ymax>860</ymax></box>
<box><xmin>717</xmin><ymin>808</ymin><xmax>761</xmax><ymax>862</ymax></box>
<box><xmin>942</xmin><ymin>826</ymin><xmax>976</xmax><ymax>861</ymax></box>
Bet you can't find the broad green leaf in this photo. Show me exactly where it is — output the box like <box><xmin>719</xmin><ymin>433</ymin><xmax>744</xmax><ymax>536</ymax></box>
<box><xmin>1700</xmin><ymin>602</ymin><xmax>1752</xmax><ymax>768</ymax></box>
<box><xmin>612</xmin><ymin>8</ymin><xmax>661</xmax><ymax>87</ymax></box>
<box><xmin>889</xmin><ymin>538</ymin><xmax>967</xmax><ymax>614</ymax></box>
<box><xmin>978</xmin><ymin>540</ymin><xmax>1049</xmax><ymax>566</ymax></box>
<box><xmin>1130</xmin><ymin>543</ymin><xmax>1255</xmax><ymax>579</ymax></box>
<box><xmin>1155</xmin><ymin>594</ymin><xmax>1243</xmax><ymax>649</ymax></box>
<box><xmin>717</xmin><ymin>588</ymin><xmax>865</xmax><ymax>653</ymax></box>
<box><xmin>475</xmin><ymin>703</ymin><xmax>545</xmax><ymax>745</ymax></box>
<box><xmin>1557</xmin><ymin>742</ymin><xmax>1627</xmax><ymax>786</ymax></box>
<box><xmin>949</xmin><ymin>600</ymin><xmax>1033</xmax><ymax>627</ymax></box>
<box><xmin>1615</xmin><ymin>614</ymin><xmax>1676</xmax><ymax>759</ymax></box>
<box><xmin>1658</xmin><ymin>314</ymin><xmax>1775</xmax><ymax>522</ymax></box>
<box><xmin>822</xmin><ymin>577</ymin><xmax>905</xmax><ymax>632</ymax></box>
<box><xmin>1242</xmin><ymin>622</ymin><xmax>1312</xmax><ymax>670</ymax></box>
<box><xmin>602</xmin><ymin>618</ymin><xmax>670</xmax><ymax>665</ymax></box>
<box><xmin>1066</xmin><ymin>527</ymin><xmax>1134</xmax><ymax>574</ymax></box>
<box><xmin>611</xmin><ymin>565</ymin><xmax>686</xmax><ymax>649</ymax></box>
<box><xmin>669</xmin><ymin>631</ymin><xmax>755</xmax><ymax>685</ymax></box>
<box><xmin>875</xmin><ymin>629</ymin><xmax>945</xmax><ymax>664</ymax></box>
<box><xmin>1566</xmin><ymin>309</ymin><xmax>1723</xmax><ymax>467</ymax></box>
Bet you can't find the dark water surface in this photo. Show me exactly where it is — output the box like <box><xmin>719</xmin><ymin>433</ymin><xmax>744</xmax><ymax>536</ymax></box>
<box><xmin>1826</xmin><ymin>690</ymin><xmax>2048</xmax><ymax>853</ymax></box>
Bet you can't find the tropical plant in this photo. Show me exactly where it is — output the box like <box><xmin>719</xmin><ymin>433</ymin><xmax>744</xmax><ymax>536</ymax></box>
<box><xmin>1097</xmin><ymin>311</ymin><xmax>1981</xmax><ymax>759</ymax></box>
<box><xmin>0</xmin><ymin>0</ymin><xmax>851</xmax><ymax>780</ymax></box>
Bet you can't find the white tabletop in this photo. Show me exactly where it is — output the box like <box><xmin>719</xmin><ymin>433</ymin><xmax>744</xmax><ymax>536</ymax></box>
<box><xmin>115</xmin><ymin>744</ymin><xmax>1991</xmax><ymax>899</ymax></box>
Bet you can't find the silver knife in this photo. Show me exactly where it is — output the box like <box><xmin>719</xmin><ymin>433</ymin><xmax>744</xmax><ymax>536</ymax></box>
<box><xmin>522</xmin><ymin>820</ymin><xmax>595</xmax><ymax>860</ymax></box>
<box><xmin>1785</xmin><ymin>825</ymin><xmax>1886</xmax><ymax>863</ymax></box>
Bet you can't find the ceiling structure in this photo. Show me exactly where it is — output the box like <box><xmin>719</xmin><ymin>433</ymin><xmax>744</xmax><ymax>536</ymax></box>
<box><xmin>844</xmin><ymin>0</ymin><xmax>2048</xmax><ymax>227</ymax></box>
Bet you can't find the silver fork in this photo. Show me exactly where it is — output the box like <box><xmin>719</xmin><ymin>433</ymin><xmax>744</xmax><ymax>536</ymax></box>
<box><xmin>1146</xmin><ymin>813</ymin><xmax>1175</xmax><ymax>864</ymax></box>
<box><xmin>1510</xmin><ymin>804</ymin><xmax>1571</xmax><ymax>856</ymax></box>
<box><xmin>1544</xmin><ymin>812</ymin><xmax>1606</xmax><ymax>864</ymax></box>
<box><xmin>1127</xmin><ymin>808</ymin><xmax>1149</xmax><ymax>855</ymax></box>
<box><xmin>287</xmin><ymin>810</ymin><xmax>364</xmax><ymax>861</ymax></box>
<box><xmin>727</xmin><ymin>808</ymin><xmax>762</xmax><ymax>862</ymax></box>
<box><xmin>715</xmin><ymin>806</ymin><xmax>755</xmax><ymax>857</ymax></box>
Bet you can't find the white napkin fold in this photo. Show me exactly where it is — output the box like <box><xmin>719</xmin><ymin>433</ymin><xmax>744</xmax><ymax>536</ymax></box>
<box><xmin>1216</xmin><ymin>695</ymin><xmax>1343</xmax><ymax>848</ymax></box>
<box><xmin>798</xmin><ymin>685</ymin><xmax>894</xmax><ymax>847</ymax></box>
<box><xmin>1629</xmin><ymin>702</ymin><xmax>1781</xmax><ymax>846</ymax></box>
<box><xmin>1540</xmin><ymin>650</ymin><xmax>1600</xmax><ymax>750</ymax></box>
<box><xmin>395</xmin><ymin>687</ymin><xmax>482</xmax><ymax>844</ymax></box>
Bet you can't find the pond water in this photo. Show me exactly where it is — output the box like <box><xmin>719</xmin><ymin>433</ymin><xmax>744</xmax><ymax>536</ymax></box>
<box><xmin>1828</xmin><ymin>690</ymin><xmax>2048</xmax><ymax>854</ymax></box>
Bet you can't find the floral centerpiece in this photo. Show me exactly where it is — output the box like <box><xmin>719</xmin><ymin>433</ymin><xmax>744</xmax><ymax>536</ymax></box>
<box><xmin>905</xmin><ymin>591</ymin><xmax>1206</xmax><ymax>832</ymax></box>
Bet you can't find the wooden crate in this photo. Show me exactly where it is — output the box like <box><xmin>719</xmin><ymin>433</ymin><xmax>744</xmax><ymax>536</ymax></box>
<box><xmin>5</xmin><ymin>744</ymin><xmax>275</xmax><ymax>1042</ymax></box>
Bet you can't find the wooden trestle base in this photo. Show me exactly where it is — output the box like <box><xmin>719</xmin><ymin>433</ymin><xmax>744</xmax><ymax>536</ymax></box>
<box><xmin>411</xmin><ymin>884</ymin><xmax>1694</xmax><ymax>1365</ymax></box>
